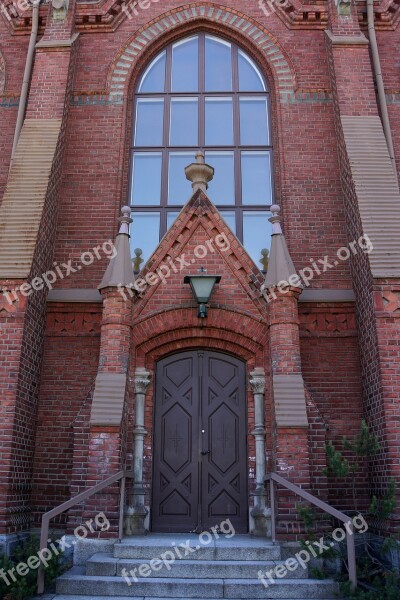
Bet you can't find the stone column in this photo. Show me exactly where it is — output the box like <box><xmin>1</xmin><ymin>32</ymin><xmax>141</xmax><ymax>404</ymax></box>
<box><xmin>249</xmin><ymin>368</ymin><xmax>270</xmax><ymax>537</ymax></box>
<box><xmin>125</xmin><ymin>368</ymin><xmax>151</xmax><ymax>535</ymax></box>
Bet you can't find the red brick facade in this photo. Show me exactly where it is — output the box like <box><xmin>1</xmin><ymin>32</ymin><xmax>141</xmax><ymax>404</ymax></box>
<box><xmin>0</xmin><ymin>0</ymin><xmax>399</xmax><ymax>544</ymax></box>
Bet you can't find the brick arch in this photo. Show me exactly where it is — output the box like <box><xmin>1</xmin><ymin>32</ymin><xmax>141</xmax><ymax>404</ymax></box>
<box><xmin>107</xmin><ymin>3</ymin><xmax>296</xmax><ymax>102</ymax></box>
<box><xmin>0</xmin><ymin>51</ymin><xmax>5</xmax><ymax>94</ymax></box>
<box><xmin>133</xmin><ymin>307</ymin><xmax>268</xmax><ymax>367</ymax></box>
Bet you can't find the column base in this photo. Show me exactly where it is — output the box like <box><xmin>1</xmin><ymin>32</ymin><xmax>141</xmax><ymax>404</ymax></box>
<box><xmin>124</xmin><ymin>505</ymin><xmax>149</xmax><ymax>536</ymax></box>
<box><xmin>250</xmin><ymin>505</ymin><xmax>271</xmax><ymax>538</ymax></box>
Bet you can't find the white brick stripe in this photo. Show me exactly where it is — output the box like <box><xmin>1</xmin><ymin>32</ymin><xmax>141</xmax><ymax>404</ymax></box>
<box><xmin>109</xmin><ymin>4</ymin><xmax>295</xmax><ymax>98</ymax></box>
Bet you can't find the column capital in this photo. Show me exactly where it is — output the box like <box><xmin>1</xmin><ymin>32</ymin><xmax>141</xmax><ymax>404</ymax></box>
<box><xmin>134</xmin><ymin>368</ymin><xmax>151</xmax><ymax>394</ymax></box>
<box><xmin>249</xmin><ymin>368</ymin><xmax>266</xmax><ymax>395</ymax></box>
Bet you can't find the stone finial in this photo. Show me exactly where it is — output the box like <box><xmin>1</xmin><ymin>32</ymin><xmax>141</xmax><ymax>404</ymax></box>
<box><xmin>119</xmin><ymin>206</ymin><xmax>133</xmax><ymax>235</ymax></box>
<box><xmin>132</xmin><ymin>248</ymin><xmax>143</xmax><ymax>272</ymax></box>
<box><xmin>336</xmin><ymin>0</ymin><xmax>351</xmax><ymax>17</ymax></box>
<box><xmin>185</xmin><ymin>151</ymin><xmax>214</xmax><ymax>193</ymax></box>
<box><xmin>260</xmin><ymin>249</ymin><xmax>269</xmax><ymax>271</ymax></box>
<box><xmin>51</xmin><ymin>0</ymin><xmax>69</xmax><ymax>21</ymax></box>
<box><xmin>269</xmin><ymin>204</ymin><xmax>283</xmax><ymax>235</ymax></box>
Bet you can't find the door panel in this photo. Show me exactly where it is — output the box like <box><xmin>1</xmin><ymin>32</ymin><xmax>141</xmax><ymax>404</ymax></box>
<box><xmin>201</xmin><ymin>353</ymin><xmax>248</xmax><ymax>533</ymax></box>
<box><xmin>152</xmin><ymin>350</ymin><xmax>247</xmax><ymax>533</ymax></box>
<box><xmin>152</xmin><ymin>353</ymin><xmax>200</xmax><ymax>532</ymax></box>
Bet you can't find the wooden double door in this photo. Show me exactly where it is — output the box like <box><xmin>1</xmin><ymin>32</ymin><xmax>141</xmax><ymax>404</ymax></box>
<box><xmin>152</xmin><ymin>350</ymin><xmax>248</xmax><ymax>533</ymax></box>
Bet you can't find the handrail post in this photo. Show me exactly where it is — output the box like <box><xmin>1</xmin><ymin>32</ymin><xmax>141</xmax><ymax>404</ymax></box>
<box><xmin>119</xmin><ymin>476</ymin><xmax>126</xmax><ymax>540</ymax></box>
<box><xmin>268</xmin><ymin>472</ymin><xmax>357</xmax><ymax>590</ymax></box>
<box><xmin>36</xmin><ymin>470</ymin><xmax>126</xmax><ymax>595</ymax></box>
<box><xmin>270</xmin><ymin>478</ymin><xmax>276</xmax><ymax>543</ymax></box>
<box><xmin>37</xmin><ymin>515</ymin><xmax>49</xmax><ymax>594</ymax></box>
<box><xmin>346</xmin><ymin>521</ymin><xmax>357</xmax><ymax>590</ymax></box>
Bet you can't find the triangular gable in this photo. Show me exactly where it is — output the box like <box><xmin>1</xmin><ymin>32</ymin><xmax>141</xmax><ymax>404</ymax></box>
<box><xmin>132</xmin><ymin>190</ymin><xmax>267</xmax><ymax>321</ymax></box>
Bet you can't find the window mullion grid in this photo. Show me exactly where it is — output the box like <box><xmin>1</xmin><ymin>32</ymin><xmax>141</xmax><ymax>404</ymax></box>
<box><xmin>132</xmin><ymin>35</ymin><xmax>273</xmax><ymax>254</ymax></box>
<box><xmin>199</xmin><ymin>34</ymin><xmax>205</xmax><ymax>148</ymax></box>
<box><xmin>231</xmin><ymin>44</ymin><xmax>244</xmax><ymax>242</ymax></box>
<box><xmin>159</xmin><ymin>44</ymin><xmax>174</xmax><ymax>236</ymax></box>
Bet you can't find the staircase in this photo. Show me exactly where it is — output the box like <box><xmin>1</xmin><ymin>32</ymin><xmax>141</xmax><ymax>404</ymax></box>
<box><xmin>53</xmin><ymin>534</ymin><xmax>339</xmax><ymax>599</ymax></box>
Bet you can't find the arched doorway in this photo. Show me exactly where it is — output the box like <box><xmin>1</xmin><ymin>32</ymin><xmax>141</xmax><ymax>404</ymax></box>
<box><xmin>152</xmin><ymin>350</ymin><xmax>248</xmax><ymax>533</ymax></box>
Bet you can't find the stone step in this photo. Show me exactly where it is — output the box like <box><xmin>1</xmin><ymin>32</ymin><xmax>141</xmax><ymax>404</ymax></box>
<box><xmin>114</xmin><ymin>535</ymin><xmax>281</xmax><ymax>561</ymax></box>
<box><xmin>86</xmin><ymin>553</ymin><xmax>308</xmax><ymax>579</ymax></box>
<box><xmin>56</xmin><ymin>571</ymin><xmax>338</xmax><ymax>599</ymax></box>
<box><xmin>53</xmin><ymin>597</ymin><xmax>339</xmax><ymax>600</ymax></box>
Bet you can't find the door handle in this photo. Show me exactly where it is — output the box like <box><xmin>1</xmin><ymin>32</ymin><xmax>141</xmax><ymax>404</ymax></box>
<box><xmin>201</xmin><ymin>450</ymin><xmax>210</xmax><ymax>455</ymax></box>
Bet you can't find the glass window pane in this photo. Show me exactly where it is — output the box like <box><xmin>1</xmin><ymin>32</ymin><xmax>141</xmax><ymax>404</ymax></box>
<box><xmin>131</xmin><ymin>212</ymin><xmax>160</xmax><ymax>268</ymax></box>
<box><xmin>205</xmin><ymin>152</ymin><xmax>235</xmax><ymax>205</ymax></box>
<box><xmin>240</xmin><ymin>98</ymin><xmax>269</xmax><ymax>145</ymax></box>
<box><xmin>205</xmin><ymin>98</ymin><xmax>233</xmax><ymax>146</ymax></box>
<box><xmin>238</xmin><ymin>50</ymin><xmax>265</xmax><ymax>91</ymax></box>
<box><xmin>135</xmin><ymin>99</ymin><xmax>164</xmax><ymax>146</ymax></box>
<box><xmin>170</xmin><ymin>98</ymin><xmax>198</xmax><ymax>146</ymax></box>
<box><xmin>243</xmin><ymin>211</ymin><xmax>272</xmax><ymax>269</ymax></box>
<box><xmin>220</xmin><ymin>211</ymin><xmax>236</xmax><ymax>234</ymax></box>
<box><xmin>167</xmin><ymin>211</ymin><xmax>180</xmax><ymax>229</ymax></box>
<box><xmin>138</xmin><ymin>51</ymin><xmax>166</xmax><ymax>93</ymax></box>
<box><xmin>168</xmin><ymin>152</ymin><xmax>195</xmax><ymax>205</ymax></box>
<box><xmin>241</xmin><ymin>152</ymin><xmax>272</xmax><ymax>205</ymax></box>
<box><xmin>172</xmin><ymin>37</ymin><xmax>199</xmax><ymax>92</ymax></box>
<box><xmin>131</xmin><ymin>152</ymin><xmax>162</xmax><ymax>205</ymax></box>
<box><xmin>205</xmin><ymin>36</ymin><xmax>232</xmax><ymax>91</ymax></box>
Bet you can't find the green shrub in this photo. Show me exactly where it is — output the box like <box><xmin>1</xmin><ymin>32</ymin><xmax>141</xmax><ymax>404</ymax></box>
<box><xmin>0</xmin><ymin>535</ymin><xmax>64</xmax><ymax>600</ymax></box>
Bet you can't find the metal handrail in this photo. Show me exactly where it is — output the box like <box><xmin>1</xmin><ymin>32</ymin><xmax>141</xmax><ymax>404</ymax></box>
<box><xmin>265</xmin><ymin>472</ymin><xmax>357</xmax><ymax>590</ymax></box>
<box><xmin>37</xmin><ymin>470</ymin><xmax>127</xmax><ymax>594</ymax></box>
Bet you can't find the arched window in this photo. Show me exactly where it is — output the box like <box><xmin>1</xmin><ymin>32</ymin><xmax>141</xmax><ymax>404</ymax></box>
<box><xmin>129</xmin><ymin>33</ymin><xmax>273</xmax><ymax>270</ymax></box>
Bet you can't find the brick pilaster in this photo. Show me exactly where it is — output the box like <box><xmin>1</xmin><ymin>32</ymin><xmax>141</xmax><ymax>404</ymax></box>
<box><xmin>84</xmin><ymin>287</ymin><xmax>134</xmax><ymax>535</ymax></box>
<box><xmin>268</xmin><ymin>288</ymin><xmax>311</xmax><ymax>537</ymax></box>
<box><xmin>0</xmin><ymin>1</ymin><xmax>78</xmax><ymax>535</ymax></box>
<box><xmin>326</xmin><ymin>1</ymin><xmax>400</xmax><ymax>531</ymax></box>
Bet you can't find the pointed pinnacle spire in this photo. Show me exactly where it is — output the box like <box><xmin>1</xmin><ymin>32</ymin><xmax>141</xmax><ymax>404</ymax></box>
<box><xmin>98</xmin><ymin>206</ymin><xmax>135</xmax><ymax>291</ymax></box>
<box><xmin>185</xmin><ymin>150</ymin><xmax>214</xmax><ymax>193</ymax></box>
<box><xmin>264</xmin><ymin>204</ymin><xmax>301</xmax><ymax>289</ymax></box>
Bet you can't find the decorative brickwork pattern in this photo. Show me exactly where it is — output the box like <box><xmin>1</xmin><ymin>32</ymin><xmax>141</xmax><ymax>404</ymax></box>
<box><xmin>107</xmin><ymin>4</ymin><xmax>295</xmax><ymax>101</ymax></box>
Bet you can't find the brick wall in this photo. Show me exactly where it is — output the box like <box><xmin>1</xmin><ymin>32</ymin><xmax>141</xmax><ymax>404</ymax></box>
<box><xmin>31</xmin><ymin>303</ymin><xmax>101</xmax><ymax>527</ymax></box>
<box><xmin>326</xmin><ymin>28</ymin><xmax>400</xmax><ymax>532</ymax></box>
<box><xmin>0</xmin><ymin>30</ymin><xmax>78</xmax><ymax>534</ymax></box>
<box><xmin>300</xmin><ymin>303</ymin><xmax>369</xmax><ymax>513</ymax></box>
<box><xmin>1</xmin><ymin>0</ymin><xmax>399</xmax><ymax>538</ymax></box>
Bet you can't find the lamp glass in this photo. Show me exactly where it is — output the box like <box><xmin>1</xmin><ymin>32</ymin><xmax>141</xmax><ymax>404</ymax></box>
<box><xmin>187</xmin><ymin>276</ymin><xmax>220</xmax><ymax>303</ymax></box>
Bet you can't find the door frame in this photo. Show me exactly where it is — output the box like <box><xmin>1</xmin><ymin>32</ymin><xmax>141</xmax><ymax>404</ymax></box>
<box><xmin>150</xmin><ymin>348</ymin><xmax>249</xmax><ymax>533</ymax></box>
